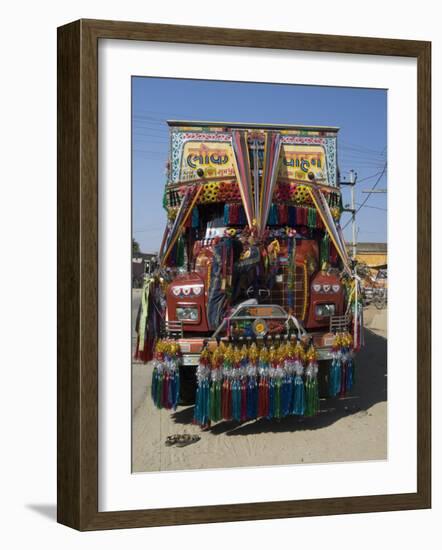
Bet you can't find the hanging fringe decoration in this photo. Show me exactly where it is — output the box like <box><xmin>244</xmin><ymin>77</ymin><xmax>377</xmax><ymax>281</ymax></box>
<box><xmin>231</xmin><ymin>347</ymin><xmax>242</xmax><ymax>421</ymax></box>
<box><xmin>187</xmin><ymin>339</ymin><xmax>351</xmax><ymax>428</ymax></box>
<box><xmin>151</xmin><ymin>339</ymin><xmax>181</xmax><ymax>410</ymax></box>
<box><xmin>194</xmin><ymin>348</ymin><xmax>211</xmax><ymax>427</ymax></box>
<box><xmin>135</xmin><ymin>276</ymin><xmax>164</xmax><ymax>363</ymax></box>
<box><xmin>307</xmin><ymin>207</ymin><xmax>317</xmax><ymax>228</ymax></box>
<box><xmin>286</xmin><ymin>229</ymin><xmax>297</xmax><ymax>312</ymax></box>
<box><xmin>287</xmin><ymin>205</ymin><xmax>296</xmax><ymax>226</ymax></box>
<box><xmin>223</xmin><ymin>203</ymin><xmax>230</xmax><ymax>225</ymax></box>
<box><xmin>339</xmin><ymin>332</ymin><xmax>355</xmax><ymax>396</ymax></box>
<box><xmin>161</xmin><ymin>184</ymin><xmax>203</xmax><ymax>266</ymax></box>
<box><xmin>343</xmin><ymin>345</ymin><xmax>355</xmax><ymax>394</ymax></box>
<box><xmin>267</xmin><ymin>346</ymin><xmax>277</xmax><ymax>419</ymax></box>
<box><xmin>304</xmin><ymin>344</ymin><xmax>319</xmax><ymax>416</ymax></box>
<box><xmin>247</xmin><ymin>343</ymin><xmax>259</xmax><ymax>420</ymax></box>
<box><xmin>268</xmin><ymin>203</ymin><xmax>278</xmax><ymax>225</ymax></box>
<box><xmin>191</xmin><ymin>206</ymin><xmax>199</xmax><ymax>228</ymax></box>
<box><xmin>329</xmin><ymin>332</ymin><xmax>355</xmax><ymax>398</ymax></box>
<box><xmin>240</xmin><ymin>345</ymin><xmax>249</xmax><ymax>421</ymax></box>
<box><xmin>209</xmin><ymin>346</ymin><xmax>223</xmax><ymax>422</ymax></box>
<box><xmin>222</xmin><ymin>344</ymin><xmax>233</xmax><ymax>420</ymax></box>
<box><xmin>329</xmin><ymin>334</ymin><xmax>342</xmax><ymax>397</ymax></box>
<box><xmin>176</xmin><ymin>233</ymin><xmax>185</xmax><ymax>268</ymax></box>
<box><xmin>280</xmin><ymin>344</ymin><xmax>292</xmax><ymax>417</ymax></box>
<box><xmin>258</xmin><ymin>346</ymin><xmax>270</xmax><ymax>418</ymax></box>
<box><xmin>292</xmin><ymin>341</ymin><xmax>306</xmax><ymax>415</ymax></box>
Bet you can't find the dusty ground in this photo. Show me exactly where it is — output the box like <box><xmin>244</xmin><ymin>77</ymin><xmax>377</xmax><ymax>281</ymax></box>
<box><xmin>132</xmin><ymin>290</ymin><xmax>387</xmax><ymax>472</ymax></box>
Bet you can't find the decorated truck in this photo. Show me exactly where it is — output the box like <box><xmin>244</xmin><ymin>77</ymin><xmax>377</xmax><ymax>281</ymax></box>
<box><xmin>135</xmin><ymin>121</ymin><xmax>363</xmax><ymax>427</ymax></box>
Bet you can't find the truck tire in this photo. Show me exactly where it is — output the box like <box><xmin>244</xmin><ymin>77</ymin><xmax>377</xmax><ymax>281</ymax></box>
<box><xmin>318</xmin><ymin>360</ymin><xmax>331</xmax><ymax>399</ymax></box>
<box><xmin>179</xmin><ymin>365</ymin><xmax>197</xmax><ymax>405</ymax></box>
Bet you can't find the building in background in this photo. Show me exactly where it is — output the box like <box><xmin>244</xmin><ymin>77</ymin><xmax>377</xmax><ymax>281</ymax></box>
<box><xmin>350</xmin><ymin>242</ymin><xmax>387</xmax><ymax>269</ymax></box>
<box><xmin>132</xmin><ymin>252</ymin><xmax>156</xmax><ymax>287</ymax></box>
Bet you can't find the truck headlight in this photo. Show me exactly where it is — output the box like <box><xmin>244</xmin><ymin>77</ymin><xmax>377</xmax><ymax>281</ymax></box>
<box><xmin>315</xmin><ymin>303</ymin><xmax>336</xmax><ymax>318</ymax></box>
<box><xmin>176</xmin><ymin>307</ymin><xmax>199</xmax><ymax>321</ymax></box>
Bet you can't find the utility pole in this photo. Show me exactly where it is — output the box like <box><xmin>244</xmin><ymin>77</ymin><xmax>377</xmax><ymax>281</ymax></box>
<box><xmin>341</xmin><ymin>169</ymin><xmax>357</xmax><ymax>259</ymax></box>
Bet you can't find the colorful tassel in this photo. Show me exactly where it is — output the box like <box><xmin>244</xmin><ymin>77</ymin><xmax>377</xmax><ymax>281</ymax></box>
<box><xmin>185</xmin><ymin>337</ymin><xmax>354</xmax><ymax>429</ymax></box>
<box><xmin>151</xmin><ymin>339</ymin><xmax>181</xmax><ymax>410</ymax></box>
<box><xmin>194</xmin><ymin>348</ymin><xmax>211</xmax><ymax>427</ymax></box>
<box><xmin>191</xmin><ymin>206</ymin><xmax>199</xmax><ymax>228</ymax></box>
<box><xmin>304</xmin><ymin>344</ymin><xmax>319</xmax><ymax>416</ymax></box>
<box><xmin>176</xmin><ymin>234</ymin><xmax>185</xmax><ymax>267</ymax></box>
<box><xmin>209</xmin><ymin>346</ymin><xmax>223</xmax><ymax>422</ymax></box>
<box><xmin>330</xmin><ymin>332</ymin><xmax>355</xmax><ymax>397</ymax></box>
<box><xmin>292</xmin><ymin>341</ymin><xmax>306</xmax><ymax>415</ymax></box>
<box><xmin>258</xmin><ymin>346</ymin><xmax>270</xmax><ymax>418</ymax></box>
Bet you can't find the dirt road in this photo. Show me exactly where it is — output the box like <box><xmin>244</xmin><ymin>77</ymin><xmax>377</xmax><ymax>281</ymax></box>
<box><xmin>132</xmin><ymin>292</ymin><xmax>387</xmax><ymax>472</ymax></box>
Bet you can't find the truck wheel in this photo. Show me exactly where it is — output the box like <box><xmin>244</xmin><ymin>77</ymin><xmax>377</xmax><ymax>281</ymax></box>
<box><xmin>318</xmin><ymin>360</ymin><xmax>331</xmax><ymax>398</ymax></box>
<box><xmin>179</xmin><ymin>365</ymin><xmax>197</xmax><ymax>405</ymax></box>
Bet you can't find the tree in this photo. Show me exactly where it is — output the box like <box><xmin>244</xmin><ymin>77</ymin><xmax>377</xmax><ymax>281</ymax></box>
<box><xmin>132</xmin><ymin>237</ymin><xmax>140</xmax><ymax>254</ymax></box>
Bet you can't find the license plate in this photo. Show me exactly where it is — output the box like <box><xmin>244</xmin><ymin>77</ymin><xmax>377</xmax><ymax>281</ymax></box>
<box><xmin>182</xmin><ymin>354</ymin><xmax>199</xmax><ymax>366</ymax></box>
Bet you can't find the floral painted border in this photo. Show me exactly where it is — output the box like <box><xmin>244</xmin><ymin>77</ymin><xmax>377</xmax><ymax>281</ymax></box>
<box><xmin>169</xmin><ymin>130</ymin><xmax>338</xmax><ymax>186</ymax></box>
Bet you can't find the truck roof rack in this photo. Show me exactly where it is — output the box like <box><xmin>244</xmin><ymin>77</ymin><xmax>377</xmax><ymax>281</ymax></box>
<box><xmin>166</xmin><ymin>120</ymin><xmax>340</xmax><ymax>132</ymax></box>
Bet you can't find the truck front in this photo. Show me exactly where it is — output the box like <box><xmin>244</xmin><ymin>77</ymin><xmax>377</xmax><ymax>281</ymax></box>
<box><xmin>139</xmin><ymin>120</ymin><xmax>362</xmax><ymax>408</ymax></box>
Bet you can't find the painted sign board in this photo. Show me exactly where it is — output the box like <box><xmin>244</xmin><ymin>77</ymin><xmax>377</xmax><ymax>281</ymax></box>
<box><xmin>180</xmin><ymin>140</ymin><xmax>236</xmax><ymax>181</ymax></box>
<box><xmin>169</xmin><ymin>126</ymin><xmax>338</xmax><ymax>187</ymax></box>
<box><xmin>279</xmin><ymin>144</ymin><xmax>328</xmax><ymax>183</ymax></box>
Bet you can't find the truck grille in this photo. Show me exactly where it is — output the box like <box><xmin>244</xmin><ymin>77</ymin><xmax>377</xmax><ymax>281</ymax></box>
<box><xmin>267</xmin><ymin>263</ymin><xmax>308</xmax><ymax>321</ymax></box>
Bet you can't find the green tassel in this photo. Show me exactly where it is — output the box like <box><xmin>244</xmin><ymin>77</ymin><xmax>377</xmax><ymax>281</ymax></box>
<box><xmin>307</xmin><ymin>207</ymin><xmax>317</xmax><ymax>228</ymax></box>
<box><xmin>209</xmin><ymin>381</ymin><xmax>222</xmax><ymax>422</ymax></box>
<box><xmin>305</xmin><ymin>377</ymin><xmax>319</xmax><ymax>416</ymax></box>
<box><xmin>156</xmin><ymin>373</ymin><xmax>163</xmax><ymax>409</ymax></box>
<box><xmin>274</xmin><ymin>377</ymin><xmax>282</xmax><ymax>418</ymax></box>
<box><xmin>176</xmin><ymin>235</ymin><xmax>185</xmax><ymax>267</ymax></box>
<box><xmin>320</xmin><ymin>233</ymin><xmax>330</xmax><ymax>267</ymax></box>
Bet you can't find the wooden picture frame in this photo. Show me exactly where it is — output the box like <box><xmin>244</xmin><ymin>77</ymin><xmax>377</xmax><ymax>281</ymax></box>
<box><xmin>57</xmin><ymin>19</ymin><xmax>431</xmax><ymax>530</ymax></box>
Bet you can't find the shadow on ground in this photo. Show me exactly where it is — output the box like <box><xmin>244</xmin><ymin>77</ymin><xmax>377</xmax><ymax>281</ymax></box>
<box><xmin>171</xmin><ymin>328</ymin><xmax>387</xmax><ymax>436</ymax></box>
<box><xmin>25</xmin><ymin>504</ymin><xmax>57</xmax><ymax>521</ymax></box>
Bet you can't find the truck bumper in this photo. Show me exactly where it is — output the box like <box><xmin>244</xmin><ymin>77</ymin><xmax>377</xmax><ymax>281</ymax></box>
<box><xmin>180</xmin><ymin>348</ymin><xmax>334</xmax><ymax>366</ymax></box>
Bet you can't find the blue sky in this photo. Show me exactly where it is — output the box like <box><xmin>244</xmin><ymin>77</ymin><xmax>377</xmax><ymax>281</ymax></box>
<box><xmin>132</xmin><ymin>77</ymin><xmax>387</xmax><ymax>253</ymax></box>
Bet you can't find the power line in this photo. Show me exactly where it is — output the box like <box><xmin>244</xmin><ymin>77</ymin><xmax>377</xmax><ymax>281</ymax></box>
<box><xmin>340</xmin><ymin>141</ymin><xmax>386</xmax><ymax>155</ymax></box>
<box><xmin>355</xmin><ymin>170</ymin><xmax>385</xmax><ymax>183</ymax></box>
<box><xmin>342</xmin><ymin>162</ymin><xmax>387</xmax><ymax>230</ymax></box>
<box><xmin>355</xmin><ymin>203</ymin><xmax>387</xmax><ymax>212</ymax></box>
